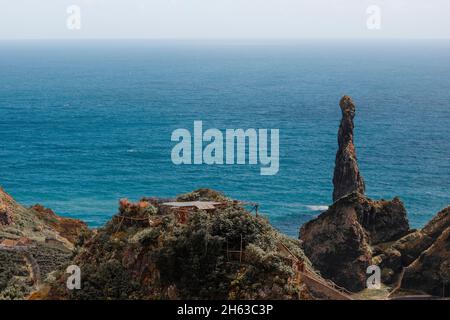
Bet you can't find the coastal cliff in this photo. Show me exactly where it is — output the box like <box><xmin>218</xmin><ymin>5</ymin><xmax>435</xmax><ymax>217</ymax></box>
<box><xmin>300</xmin><ymin>193</ymin><xmax>410</xmax><ymax>291</ymax></box>
<box><xmin>394</xmin><ymin>206</ymin><xmax>450</xmax><ymax>296</ymax></box>
<box><xmin>300</xmin><ymin>96</ymin><xmax>449</xmax><ymax>297</ymax></box>
<box><xmin>0</xmin><ymin>187</ymin><xmax>89</xmax><ymax>299</ymax></box>
<box><xmin>38</xmin><ymin>189</ymin><xmax>316</xmax><ymax>300</ymax></box>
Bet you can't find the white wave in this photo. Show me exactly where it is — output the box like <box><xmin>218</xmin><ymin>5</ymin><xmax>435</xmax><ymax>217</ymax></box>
<box><xmin>306</xmin><ymin>205</ymin><xmax>328</xmax><ymax>211</ymax></box>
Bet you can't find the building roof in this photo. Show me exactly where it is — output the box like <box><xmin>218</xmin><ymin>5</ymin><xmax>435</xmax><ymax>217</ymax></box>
<box><xmin>161</xmin><ymin>201</ymin><xmax>221</xmax><ymax>210</ymax></box>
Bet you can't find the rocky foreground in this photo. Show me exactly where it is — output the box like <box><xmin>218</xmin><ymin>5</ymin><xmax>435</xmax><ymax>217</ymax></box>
<box><xmin>38</xmin><ymin>189</ymin><xmax>322</xmax><ymax>300</ymax></box>
<box><xmin>300</xmin><ymin>192</ymin><xmax>449</xmax><ymax>296</ymax></box>
<box><xmin>0</xmin><ymin>187</ymin><xmax>90</xmax><ymax>299</ymax></box>
<box><xmin>0</xmin><ymin>96</ymin><xmax>448</xmax><ymax>300</ymax></box>
<box><xmin>300</xmin><ymin>96</ymin><xmax>449</xmax><ymax>297</ymax></box>
<box><xmin>3</xmin><ymin>189</ymin><xmax>316</xmax><ymax>300</ymax></box>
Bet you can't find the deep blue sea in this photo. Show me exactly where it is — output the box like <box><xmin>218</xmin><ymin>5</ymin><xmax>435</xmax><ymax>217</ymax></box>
<box><xmin>0</xmin><ymin>40</ymin><xmax>449</xmax><ymax>237</ymax></box>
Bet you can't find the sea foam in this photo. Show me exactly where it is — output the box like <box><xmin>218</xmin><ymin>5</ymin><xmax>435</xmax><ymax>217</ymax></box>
<box><xmin>306</xmin><ymin>205</ymin><xmax>329</xmax><ymax>211</ymax></box>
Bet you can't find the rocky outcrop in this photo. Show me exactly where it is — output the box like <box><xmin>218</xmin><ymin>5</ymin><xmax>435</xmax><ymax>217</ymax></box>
<box><xmin>0</xmin><ymin>187</ymin><xmax>89</xmax><ymax>299</ymax></box>
<box><xmin>40</xmin><ymin>189</ymin><xmax>316</xmax><ymax>300</ymax></box>
<box><xmin>0</xmin><ymin>187</ymin><xmax>89</xmax><ymax>249</ymax></box>
<box><xmin>354</xmin><ymin>196</ymin><xmax>409</xmax><ymax>244</ymax></box>
<box><xmin>332</xmin><ymin>96</ymin><xmax>365</xmax><ymax>202</ymax></box>
<box><xmin>300</xmin><ymin>96</ymin><xmax>449</xmax><ymax>297</ymax></box>
<box><xmin>393</xmin><ymin>206</ymin><xmax>450</xmax><ymax>296</ymax></box>
<box><xmin>392</xmin><ymin>206</ymin><xmax>450</xmax><ymax>266</ymax></box>
<box><xmin>421</xmin><ymin>206</ymin><xmax>450</xmax><ymax>237</ymax></box>
<box><xmin>300</xmin><ymin>187</ymin><xmax>448</xmax><ymax>297</ymax></box>
<box><xmin>299</xmin><ymin>192</ymin><xmax>409</xmax><ymax>291</ymax></box>
<box><xmin>400</xmin><ymin>223</ymin><xmax>450</xmax><ymax>297</ymax></box>
<box><xmin>299</xmin><ymin>195</ymin><xmax>371</xmax><ymax>291</ymax></box>
<box><xmin>300</xmin><ymin>96</ymin><xmax>410</xmax><ymax>292</ymax></box>
<box><xmin>31</xmin><ymin>204</ymin><xmax>89</xmax><ymax>246</ymax></box>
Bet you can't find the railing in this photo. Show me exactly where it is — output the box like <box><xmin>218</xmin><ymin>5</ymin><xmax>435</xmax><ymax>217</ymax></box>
<box><xmin>278</xmin><ymin>241</ymin><xmax>354</xmax><ymax>300</ymax></box>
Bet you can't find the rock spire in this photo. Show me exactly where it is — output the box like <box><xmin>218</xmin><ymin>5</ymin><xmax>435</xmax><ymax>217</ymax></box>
<box><xmin>332</xmin><ymin>96</ymin><xmax>365</xmax><ymax>202</ymax></box>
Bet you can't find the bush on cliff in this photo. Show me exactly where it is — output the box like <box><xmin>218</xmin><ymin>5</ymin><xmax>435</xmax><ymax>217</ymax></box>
<box><xmin>43</xmin><ymin>189</ymin><xmax>312</xmax><ymax>300</ymax></box>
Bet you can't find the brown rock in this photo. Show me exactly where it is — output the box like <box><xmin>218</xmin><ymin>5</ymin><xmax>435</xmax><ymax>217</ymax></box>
<box><xmin>0</xmin><ymin>187</ymin><xmax>91</xmax><ymax>300</ymax></box>
<box><xmin>372</xmin><ymin>247</ymin><xmax>402</xmax><ymax>284</ymax></box>
<box><xmin>300</xmin><ymin>194</ymin><xmax>372</xmax><ymax>291</ymax></box>
<box><xmin>422</xmin><ymin>206</ymin><xmax>450</xmax><ymax>239</ymax></box>
<box><xmin>355</xmin><ymin>196</ymin><xmax>409</xmax><ymax>244</ymax></box>
<box><xmin>332</xmin><ymin>96</ymin><xmax>365</xmax><ymax>202</ymax></box>
<box><xmin>386</xmin><ymin>206</ymin><xmax>450</xmax><ymax>296</ymax></box>
<box><xmin>0</xmin><ymin>186</ymin><xmax>90</xmax><ymax>249</ymax></box>
<box><xmin>300</xmin><ymin>192</ymin><xmax>410</xmax><ymax>291</ymax></box>
<box><xmin>401</xmin><ymin>224</ymin><xmax>450</xmax><ymax>297</ymax></box>
<box><xmin>31</xmin><ymin>204</ymin><xmax>90</xmax><ymax>245</ymax></box>
<box><xmin>393</xmin><ymin>206</ymin><xmax>450</xmax><ymax>265</ymax></box>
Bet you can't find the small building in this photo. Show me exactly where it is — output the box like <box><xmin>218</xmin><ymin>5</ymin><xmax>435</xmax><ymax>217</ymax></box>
<box><xmin>161</xmin><ymin>201</ymin><xmax>223</xmax><ymax>223</ymax></box>
<box><xmin>161</xmin><ymin>201</ymin><xmax>222</xmax><ymax>211</ymax></box>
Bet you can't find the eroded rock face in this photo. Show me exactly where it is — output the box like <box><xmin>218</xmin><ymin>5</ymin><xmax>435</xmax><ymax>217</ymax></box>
<box><xmin>0</xmin><ymin>188</ymin><xmax>89</xmax><ymax>246</ymax></box>
<box><xmin>393</xmin><ymin>206</ymin><xmax>450</xmax><ymax>266</ymax></box>
<box><xmin>300</xmin><ymin>96</ymin><xmax>411</xmax><ymax>292</ymax></box>
<box><xmin>300</xmin><ymin>192</ymin><xmax>410</xmax><ymax>291</ymax></box>
<box><xmin>332</xmin><ymin>96</ymin><xmax>365</xmax><ymax>202</ymax></box>
<box><xmin>422</xmin><ymin>206</ymin><xmax>450</xmax><ymax>239</ymax></box>
<box><xmin>0</xmin><ymin>187</ymin><xmax>90</xmax><ymax>299</ymax></box>
<box><xmin>299</xmin><ymin>195</ymin><xmax>372</xmax><ymax>291</ymax></box>
<box><xmin>300</xmin><ymin>198</ymin><xmax>449</xmax><ymax>295</ymax></box>
<box><xmin>30</xmin><ymin>204</ymin><xmax>90</xmax><ymax>245</ymax></box>
<box><xmin>390</xmin><ymin>206</ymin><xmax>450</xmax><ymax>296</ymax></box>
<box><xmin>354</xmin><ymin>196</ymin><xmax>409</xmax><ymax>244</ymax></box>
<box><xmin>401</xmin><ymin>224</ymin><xmax>450</xmax><ymax>297</ymax></box>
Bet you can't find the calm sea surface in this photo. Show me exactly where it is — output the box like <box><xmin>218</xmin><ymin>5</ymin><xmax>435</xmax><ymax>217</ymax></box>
<box><xmin>0</xmin><ymin>40</ymin><xmax>449</xmax><ymax>237</ymax></box>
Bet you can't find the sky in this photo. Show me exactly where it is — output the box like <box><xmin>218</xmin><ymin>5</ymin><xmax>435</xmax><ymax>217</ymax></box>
<box><xmin>0</xmin><ymin>0</ymin><xmax>449</xmax><ymax>39</ymax></box>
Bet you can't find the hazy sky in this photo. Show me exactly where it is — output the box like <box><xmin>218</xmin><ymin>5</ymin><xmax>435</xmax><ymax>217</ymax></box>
<box><xmin>0</xmin><ymin>0</ymin><xmax>449</xmax><ymax>39</ymax></box>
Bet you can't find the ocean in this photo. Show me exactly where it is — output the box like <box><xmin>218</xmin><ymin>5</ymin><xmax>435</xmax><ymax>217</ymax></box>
<box><xmin>0</xmin><ymin>40</ymin><xmax>449</xmax><ymax>237</ymax></box>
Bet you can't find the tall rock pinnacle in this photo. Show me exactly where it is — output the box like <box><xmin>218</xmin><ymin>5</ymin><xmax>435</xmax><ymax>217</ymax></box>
<box><xmin>332</xmin><ymin>96</ymin><xmax>365</xmax><ymax>202</ymax></box>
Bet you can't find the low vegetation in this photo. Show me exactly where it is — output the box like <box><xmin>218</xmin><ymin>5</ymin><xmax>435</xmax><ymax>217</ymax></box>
<box><xmin>43</xmin><ymin>189</ymin><xmax>312</xmax><ymax>300</ymax></box>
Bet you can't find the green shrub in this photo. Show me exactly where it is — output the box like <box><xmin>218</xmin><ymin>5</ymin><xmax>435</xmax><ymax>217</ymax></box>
<box><xmin>129</xmin><ymin>227</ymin><xmax>160</xmax><ymax>245</ymax></box>
<box><xmin>68</xmin><ymin>260</ymin><xmax>138</xmax><ymax>300</ymax></box>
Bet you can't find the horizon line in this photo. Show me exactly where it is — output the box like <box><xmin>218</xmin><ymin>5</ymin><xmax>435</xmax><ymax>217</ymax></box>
<box><xmin>1</xmin><ymin>37</ymin><xmax>450</xmax><ymax>41</ymax></box>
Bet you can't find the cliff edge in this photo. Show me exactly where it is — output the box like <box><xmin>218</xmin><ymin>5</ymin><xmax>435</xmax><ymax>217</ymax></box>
<box><xmin>300</xmin><ymin>96</ymin><xmax>449</xmax><ymax>297</ymax></box>
<box><xmin>0</xmin><ymin>187</ymin><xmax>89</xmax><ymax>299</ymax></box>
